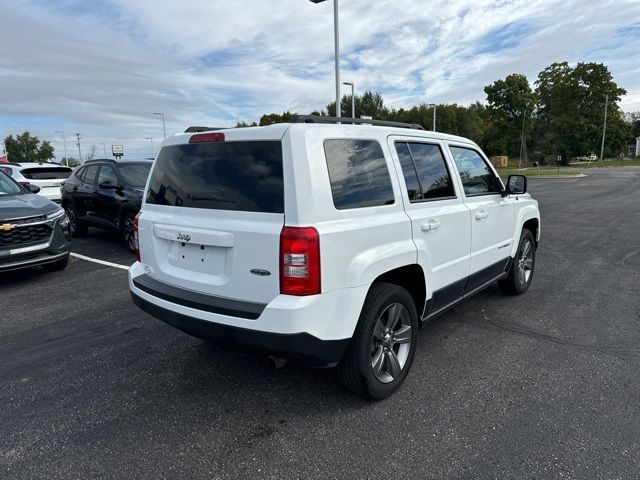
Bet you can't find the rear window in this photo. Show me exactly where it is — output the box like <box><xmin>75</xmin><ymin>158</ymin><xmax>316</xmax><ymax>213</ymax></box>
<box><xmin>146</xmin><ymin>141</ymin><xmax>283</xmax><ymax>213</ymax></box>
<box><xmin>20</xmin><ymin>167</ymin><xmax>72</xmax><ymax>180</ymax></box>
<box><xmin>324</xmin><ymin>139</ymin><xmax>394</xmax><ymax>210</ymax></box>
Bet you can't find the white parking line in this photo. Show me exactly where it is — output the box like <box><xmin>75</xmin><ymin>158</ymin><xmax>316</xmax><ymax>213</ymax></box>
<box><xmin>70</xmin><ymin>252</ymin><xmax>130</xmax><ymax>270</ymax></box>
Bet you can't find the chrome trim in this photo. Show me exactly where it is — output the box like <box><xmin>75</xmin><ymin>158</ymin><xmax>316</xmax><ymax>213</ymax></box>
<box><xmin>3</xmin><ymin>241</ymin><xmax>51</xmax><ymax>256</ymax></box>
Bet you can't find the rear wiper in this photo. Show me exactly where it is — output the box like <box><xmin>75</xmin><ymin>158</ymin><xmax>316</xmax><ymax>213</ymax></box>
<box><xmin>186</xmin><ymin>193</ymin><xmax>235</xmax><ymax>204</ymax></box>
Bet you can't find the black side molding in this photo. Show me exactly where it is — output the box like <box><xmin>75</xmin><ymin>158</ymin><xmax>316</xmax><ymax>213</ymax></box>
<box><xmin>132</xmin><ymin>274</ymin><xmax>266</xmax><ymax>320</ymax></box>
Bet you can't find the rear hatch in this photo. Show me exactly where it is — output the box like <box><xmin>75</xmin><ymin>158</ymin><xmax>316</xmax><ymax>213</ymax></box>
<box><xmin>141</xmin><ymin>135</ymin><xmax>285</xmax><ymax>305</ymax></box>
<box><xmin>20</xmin><ymin>166</ymin><xmax>72</xmax><ymax>199</ymax></box>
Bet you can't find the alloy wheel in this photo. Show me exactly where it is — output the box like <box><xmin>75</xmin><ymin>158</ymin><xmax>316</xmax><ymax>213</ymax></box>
<box><xmin>370</xmin><ymin>303</ymin><xmax>412</xmax><ymax>383</ymax></box>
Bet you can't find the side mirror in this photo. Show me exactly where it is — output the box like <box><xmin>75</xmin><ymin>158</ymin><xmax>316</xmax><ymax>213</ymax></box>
<box><xmin>506</xmin><ymin>175</ymin><xmax>527</xmax><ymax>195</ymax></box>
<box><xmin>99</xmin><ymin>180</ymin><xmax>119</xmax><ymax>189</ymax></box>
<box><xmin>28</xmin><ymin>184</ymin><xmax>41</xmax><ymax>193</ymax></box>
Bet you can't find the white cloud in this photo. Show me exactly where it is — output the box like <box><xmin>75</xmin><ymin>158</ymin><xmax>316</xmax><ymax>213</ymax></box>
<box><xmin>0</xmin><ymin>0</ymin><xmax>639</xmax><ymax>159</ymax></box>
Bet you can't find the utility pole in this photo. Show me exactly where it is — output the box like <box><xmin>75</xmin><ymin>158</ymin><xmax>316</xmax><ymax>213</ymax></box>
<box><xmin>518</xmin><ymin>110</ymin><xmax>527</xmax><ymax>169</ymax></box>
<box><xmin>75</xmin><ymin>133</ymin><xmax>82</xmax><ymax>163</ymax></box>
<box><xmin>433</xmin><ymin>104</ymin><xmax>436</xmax><ymax>132</ymax></box>
<box><xmin>599</xmin><ymin>94</ymin><xmax>609</xmax><ymax>164</ymax></box>
<box><xmin>154</xmin><ymin>112</ymin><xmax>166</xmax><ymax>138</ymax></box>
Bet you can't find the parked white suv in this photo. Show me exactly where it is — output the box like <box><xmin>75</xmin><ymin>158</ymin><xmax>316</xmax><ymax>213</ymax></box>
<box><xmin>0</xmin><ymin>162</ymin><xmax>73</xmax><ymax>203</ymax></box>
<box><xmin>129</xmin><ymin>116</ymin><xmax>540</xmax><ymax>399</ymax></box>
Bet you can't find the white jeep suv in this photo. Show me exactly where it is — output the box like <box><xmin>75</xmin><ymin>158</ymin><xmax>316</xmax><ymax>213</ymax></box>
<box><xmin>129</xmin><ymin>116</ymin><xmax>540</xmax><ymax>399</ymax></box>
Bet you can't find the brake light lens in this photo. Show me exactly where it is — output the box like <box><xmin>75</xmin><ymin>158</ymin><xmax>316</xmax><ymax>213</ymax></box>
<box><xmin>134</xmin><ymin>212</ymin><xmax>141</xmax><ymax>262</ymax></box>
<box><xmin>280</xmin><ymin>227</ymin><xmax>320</xmax><ymax>296</ymax></box>
<box><xmin>189</xmin><ymin>132</ymin><xmax>225</xmax><ymax>143</ymax></box>
<box><xmin>19</xmin><ymin>181</ymin><xmax>31</xmax><ymax>189</ymax></box>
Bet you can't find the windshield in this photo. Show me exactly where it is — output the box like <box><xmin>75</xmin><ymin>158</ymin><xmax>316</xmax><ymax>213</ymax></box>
<box><xmin>120</xmin><ymin>163</ymin><xmax>152</xmax><ymax>188</ymax></box>
<box><xmin>0</xmin><ymin>171</ymin><xmax>22</xmax><ymax>195</ymax></box>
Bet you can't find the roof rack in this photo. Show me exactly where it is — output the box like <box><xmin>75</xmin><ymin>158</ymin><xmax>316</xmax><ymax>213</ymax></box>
<box><xmin>184</xmin><ymin>126</ymin><xmax>226</xmax><ymax>133</ymax></box>
<box><xmin>290</xmin><ymin>115</ymin><xmax>425</xmax><ymax>130</ymax></box>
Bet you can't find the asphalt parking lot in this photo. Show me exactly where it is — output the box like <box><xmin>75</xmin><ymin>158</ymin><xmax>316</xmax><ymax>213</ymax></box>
<box><xmin>1</xmin><ymin>167</ymin><xmax>639</xmax><ymax>479</ymax></box>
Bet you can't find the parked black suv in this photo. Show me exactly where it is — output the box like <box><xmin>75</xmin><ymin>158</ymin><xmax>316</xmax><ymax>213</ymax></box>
<box><xmin>0</xmin><ymin>169</ymin><xmax>71</xmax><ymax>272</ymax></box>
<box><xmin>61</xmin><ymin>159</ymin><xmax>152</xmax><ymax>252</ymax></box>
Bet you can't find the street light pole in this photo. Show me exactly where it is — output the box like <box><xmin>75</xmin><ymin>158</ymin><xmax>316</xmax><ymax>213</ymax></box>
<box><xmin>55</xmin><ymin>130</ymin><xmax>67</xmax><ymax>165</ymax></box>
<box><xmin>145</xmin><ymin>137</ymin><xmax>154</xmax><ymax>158</ymax></box>
<box><xmin>310</xmin><ymin>0</ymin><xmax>340</xmax><ymax>118</ymax></box>
<box><xmin>343</xmin><ymin>82</ymin><xmax>355</xmax><ymax>118</ymax></box>
<box><xmin>154</xmin><ymin>112</ymin><xmax>166</xmax><ymax>138</ymax></box>
<box><xmin>427</xmin><ymin>104</ymin><xmax>436</xmax><ymax>131</ymax></box>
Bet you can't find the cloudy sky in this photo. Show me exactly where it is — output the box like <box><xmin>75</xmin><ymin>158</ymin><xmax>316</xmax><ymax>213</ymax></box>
<box><xmin>1</xmin><ymin>0</ymin><xmax>639</xmax><ymax>160</ymax></box>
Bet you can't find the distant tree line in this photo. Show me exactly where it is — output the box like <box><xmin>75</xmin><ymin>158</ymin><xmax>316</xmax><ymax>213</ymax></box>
<box><xmin>238</xmin><ymin>61</ymin><xmax>635</xmax><ymax>165</ymax></box>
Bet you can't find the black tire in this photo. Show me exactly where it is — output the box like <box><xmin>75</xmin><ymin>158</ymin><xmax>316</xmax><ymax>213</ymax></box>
<box><xmin>63</xmin><ymin>203</ymin><xmax>87</xmax><ymax>237</ymax></box>
<box><xmin>121</xmin><ymin>212</ymin><xmax>137</xmax><ymax>253</ymax></box>
<box><xmin>42</xmin><ymin>255</ymin><xmax>69</xmax><ymax>272</ymax></box>
<box><xmin>338</xmin><ymin>282</ymin><xmax>419</xmax><ymax>400</ymax></box>
<box><xmin>499</xmin><ymin>228</ymin><xmax>536</xmax><ymax>295</ymax></box>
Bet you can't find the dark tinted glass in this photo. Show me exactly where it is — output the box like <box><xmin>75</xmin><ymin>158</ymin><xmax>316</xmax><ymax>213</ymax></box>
<box><xmin>98</xmin><ymin>165</ymin><xmax>118</xmax><ymax>184</ymax></box>
<box><xmin>324</xmin><ymin>139</ymin><xmax>394</xmax><ymax>210</ymax></box>
<box><xmin>449</xmin><ymin>146</ymin><xmax>501</xmax><ymax>195</ymax></box>
<box><xmin>20</xmin><ymin>167</ymin><xmax>72</xmax><ymax>180</ymax></box>
<box><xmin>408</xmin><ymin>143</ymin><xmax>455</xmax><ymax>199</ymax></box>
<box><xmin>0</xmin><ymin>166</ymin><xmax>13</xmax><ymax>175</ymax></box>
<box><xmin>146</xmin><ymin>141</ymin><xmax>283</xmax><ymax>213</ymax></box>
<box><xmin>83</xmin><ymin>165</ymin><xmax>99</xmax><ymax>185</ymax></box>
<box><xmin>395</xmin><ymin>142</ymin><xmax>422</xmax><ymax>201</ymax></box>
<box><xmin>119</xmin><ymin>163</ymin><xmax>151</xmax><ymax>188</ymax></box>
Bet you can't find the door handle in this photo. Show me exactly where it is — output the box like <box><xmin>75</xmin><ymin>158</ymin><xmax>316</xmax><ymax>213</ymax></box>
<box><xmin>475</xmin><ymin>210</ymin><xmax>489</xmax><ymax>220</ymax></box>
<box><xmin>420</xmin><ymin>219</ymin><xmax>441</xmax><ymax>231</ymax></box>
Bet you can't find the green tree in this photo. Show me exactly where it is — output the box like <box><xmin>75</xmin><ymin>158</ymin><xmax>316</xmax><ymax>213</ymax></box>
<box><xmin>534</xmin><ymin>62</ymin><xmax>628</xmax><ymax>162</ymax></box>
<box><xmin>327</xmin><ymin>90</ymin><xmax>388</xmax><ymax>118</ymax></box>
<box><xmin>4</xmin><ymin>131</ymin><xmax>55</xmax><ymax>163</ymax></box>
<box><xmin>259</xmin><ymin>111</ymin><xmax>294</xmax><ymax>126</ymax></box>
<box><xmin>61</xmin><ymin>157</ymin><xmax>80</xmax><ymax>167</ymax></box>
<box><xmin>484</xmin><ymin>74</ymin><xmax>536</xmax><ymax>158</ymax></box>
<box><xmin>234</xmin><ymin>120</ymin><xmax>258</xmax><ymax>128</ymax></box>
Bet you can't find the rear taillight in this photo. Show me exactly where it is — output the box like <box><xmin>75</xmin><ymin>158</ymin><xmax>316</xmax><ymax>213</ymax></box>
<box><xmin>19</xmin><ymin>181</ymin><xmax>30</xmax><ymax>189</ymax></box>
<box><xmin>134</xmin><ymin>213</ymin><xmax>141</xmax><ymax>262</ymax></box>
<box><xmin>189</xmin><ymin>132</ymin><xmax>225</xmax><ymax>143</ymax></box>
<box><xmin>280</xmin><ymin>227</ymin><xmax>320</xmax><ymax>296</ymax></box>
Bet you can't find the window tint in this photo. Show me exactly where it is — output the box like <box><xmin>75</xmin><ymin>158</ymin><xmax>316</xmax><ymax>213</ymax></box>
<box><xmin>449</xmin><ymin>147</ymin><xmax>501</xmax><ymax>195</ymax></box>
<box><xmin>83</xmin><ymin>165</ymin><xmax>99</xmax><ymax>185</ymax></box>
<box><xmin>324</xmin><ymin>139</ymin><xmax>394</xmax><ymax>209</ymax></box>
<box><xmin>20</xmin><ymin>167</ymin><xmax>72</xmax><ymax>180</ymax></box>
<box><xmin>395</xmin><ymin>143</ymin><xmax>422</xmax><ymax>201</ymax></box>
<box><xmin>98</xmin><ymin>165</ymin><xmax>119</xmax><ymax>185</ymax></box>
<box><xmin>120</xmin><ymin>163</ymin><xmax>151</xmax><ymax>188</ymax></box>
<box><xmin>396</xmin><ymin>142</ymin><xmax>455</xmax><ymax>201</ymax></box>
<box><xmin>146</xmin><ymin>141</ymin><xmax>283</xmax><ymax>213</ymax></box>
<box><xmin>0</xmin><ymin>166</ymin><xmax>12</xmax><ymax>175</ymax></box>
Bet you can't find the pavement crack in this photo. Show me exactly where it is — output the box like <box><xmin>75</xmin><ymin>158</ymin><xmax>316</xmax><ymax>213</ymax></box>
<box><xmin>477</xmin><ymin>309</ymin><xmax>640</xmax><ymax>359</ymax></box>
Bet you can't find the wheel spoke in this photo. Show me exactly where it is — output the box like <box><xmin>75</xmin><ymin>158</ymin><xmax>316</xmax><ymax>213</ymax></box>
<box><xmin>371</xmin><ymin>347</ymin><xmax>385</xmax><ymax>376</ymax></box>
<box><xmin>523</xmin><ymin>258</ymin><xmax>533</xmax><ymax>269</ymax></box>
<box><xmin>373</xmin><ymin>321</ymin><xmax>385</xmax><ymax>341</ymax></box>
<box><xmin>393</xmin><ymin>325</ymin><xmax>412</xmax><ymax>344</ymax></box>
<box><xmin>386</xmin><ymin>304</ymin><xmax>401</xmax><ymax>330</ymax></box>
<box><xmin>522</xmin><ymin>240</ymin><xmax>531</xmax><ymax>258</ymax></box>
<box><xmin>386</xmin><ymin>351</ymin><xmax>402</xmax><ymax>378</ymax></box>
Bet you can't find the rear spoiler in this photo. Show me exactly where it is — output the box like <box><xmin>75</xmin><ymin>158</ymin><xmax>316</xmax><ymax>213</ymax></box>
<box><xmin>184</xmin><ymin>126</ymin><xmax>226</xmax><ymax>133</ymax></box>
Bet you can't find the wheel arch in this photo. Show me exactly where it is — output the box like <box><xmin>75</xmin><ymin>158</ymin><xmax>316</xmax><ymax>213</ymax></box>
<box><xmin>370</xmin><ymin>264</ymin><xmax>427</xmax><ymax>319</ymax></box>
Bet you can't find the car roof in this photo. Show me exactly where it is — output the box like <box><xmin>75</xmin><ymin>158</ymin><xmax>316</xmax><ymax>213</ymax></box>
<box><xmin>14</xmin><ymin>162</ymin><xmax>72</xmax><ymax>169</ymax></box>
<box><xmin>166</xmin><ymin>121</ymin><xmax>476</xmax><ymax>147</ymax></box>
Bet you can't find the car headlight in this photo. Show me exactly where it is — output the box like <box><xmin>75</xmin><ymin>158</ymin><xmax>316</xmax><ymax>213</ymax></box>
<box><xmin>46</xmin><ymin>207</ymin><xmax>65</xmax><ymax>221</ymax></box>
<box><xmin>60</xmin><ymin>214</ymin><xmax>70</xmax><ymax>228</ymax></box>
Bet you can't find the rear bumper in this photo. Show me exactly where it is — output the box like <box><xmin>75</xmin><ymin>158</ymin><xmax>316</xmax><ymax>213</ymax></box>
<box><xmin>131</xmin><ymin>291</ymin><xmax>349</xmax><ymax>367</ymax></box>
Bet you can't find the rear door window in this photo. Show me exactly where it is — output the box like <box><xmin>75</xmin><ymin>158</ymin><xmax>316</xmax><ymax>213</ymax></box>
<box><xmin>395</xmin><ymin>142</ymin><xmax>455</xmax><ymax>201</ymax></box>
<box><xmin>83</xmin><ymin>165</ymin><xmax>99</xmax><ymax>185</ymax></box>
<box><xmin>324</xmin><ymin>139</ymin><xmax>394</xmax><ymax>210</ymax></box>
<box><xmin>98</xmin><ymin>165</ymin><xmax>119</xmax><ymax>185</ymax></box>
<box><xmin>146</xmin><ymin>141</ymin><xmax>283</xmax><ymax>213</ymax></box>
